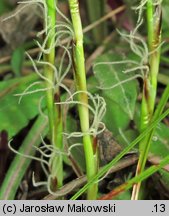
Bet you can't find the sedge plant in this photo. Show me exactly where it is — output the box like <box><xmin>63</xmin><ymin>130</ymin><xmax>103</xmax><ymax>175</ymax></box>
<box><xmin>27</xmin><ymin>0</ymin><xmax>64</xmax><ymax>190</ymax></box>
<box><xmin>1</xmin><ymin>0</ymin><xmax>168</xmax><ymax>200</ymax></box>
<box><xmin>2</xmin><ymin>0</ymin><xmax>73</xmax><ymax>194</ymax></box>
<box><xmin>131</xmin><ymin>0</ymin><xmax>162</xmax><ymax>200</ymax></box>
<box><xmin>2</xmin><ymin>0</ymin><xmax>103</xmax><ymax>199</ymax></box>
<box><xmin>71</xmin><ymin>0</ymin><xmax>165</xmax><ymax>200</ymax></box>
<box><xmin>92</xmin><ymin>0</ymin><xmax>163</xmax><ymax>200</ymax></box>
<box><xmin>68</xmin><ymin>0</ymin><xmax>99</xmax><ymax>199</ymax></box>
<box><xmin>43</xmin><ymin>0</ymin><xmax>64</xmax><ymax>190</ymax></box>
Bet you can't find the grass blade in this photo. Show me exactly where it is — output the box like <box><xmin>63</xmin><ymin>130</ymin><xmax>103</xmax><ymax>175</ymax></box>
<box><xmin>0</xmin><ymin>115</ymin><xmax>48</xmax><ymax>200</ymax></box>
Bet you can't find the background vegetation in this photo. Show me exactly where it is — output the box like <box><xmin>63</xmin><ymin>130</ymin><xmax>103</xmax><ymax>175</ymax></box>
<box><xmin>0</xmin><ymin>0</ymin><xmax>169</xmax><ymax>200</ymax></box>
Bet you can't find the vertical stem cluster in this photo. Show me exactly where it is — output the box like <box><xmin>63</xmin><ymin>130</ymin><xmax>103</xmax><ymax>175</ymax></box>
<box><xmin>45</xmin><ymin>0</ymin><xmax>63</xmax><ymax>189</ymax></box>
<box><xmin>68</xmin><ymin>0</ymin><xmax>98</xmax><ymax>199</ymax></box>
<box><xmin>132</xmin><ymin>0</ymin><xmax>162</xmax><ymax>200</ymax></box>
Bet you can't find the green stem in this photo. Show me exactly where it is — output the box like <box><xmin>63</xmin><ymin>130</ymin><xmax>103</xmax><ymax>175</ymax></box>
<box><xmin>45</xmin><ymin>0</ymin><xmax>63</xmax><ymax>188</ymax></box>
<box><xmin>132</xmin><ymin>1</ymin><xmax>162</xmax><ymax>200</ymax></box>
<box><xmin>68</xmin><ymin>0</ymin><xmax>98</xmax><ymax>199</ymax></box>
